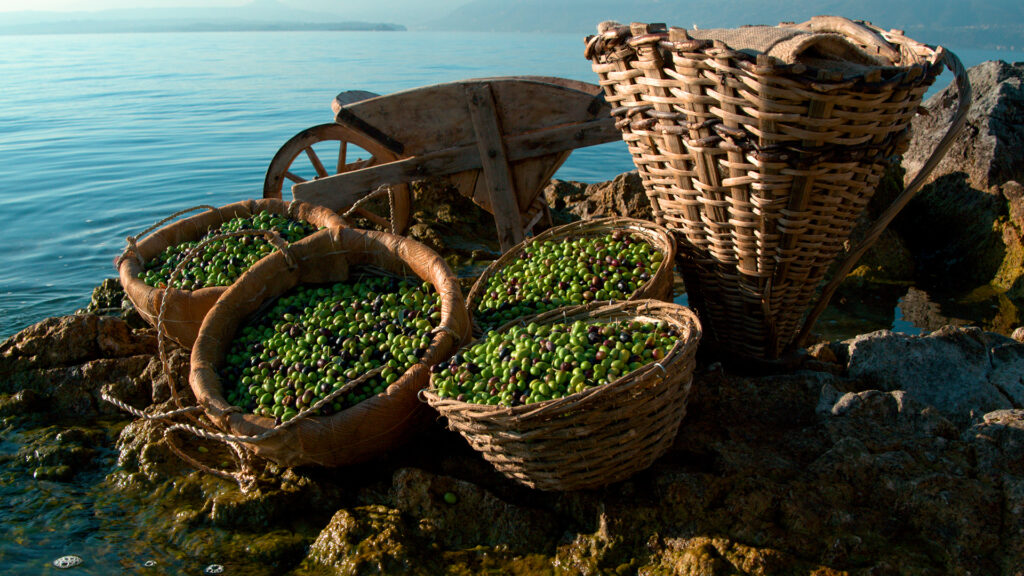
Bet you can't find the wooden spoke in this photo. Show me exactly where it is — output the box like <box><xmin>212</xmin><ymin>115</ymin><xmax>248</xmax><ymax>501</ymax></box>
<box><xmin>305</xmin><ymin>147</ymin><xmax>328</xmax><ymax>178</ymax></box>
<box><xmin>263</xmin><ymin>123</ymin><xmax>411</xmax><ymax>234</ymax></box>
<box><xmin>336</xmin><ymin>141</ymin><xmax>347</xmax><ymax>173</ymax></box>
<box><xmin>354</xmin><ymin>207</ymin><xmax>392</xmax><ymax>230</ymax></box>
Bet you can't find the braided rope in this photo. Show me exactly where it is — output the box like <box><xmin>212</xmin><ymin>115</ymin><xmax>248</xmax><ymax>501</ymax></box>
<box><xmin>342</xmin><ymin>184</ymin><xmax>397</xmax><ymax>235</ymax></box>
<box><xmin>101</xmin><ymin>391</ymin><xmax>201</xmax><ymax>421</ymax></box>
<box><xmin>115</xmin><ymin>205</ymin><xmax>216</xmax><ymax>269</ymax></box>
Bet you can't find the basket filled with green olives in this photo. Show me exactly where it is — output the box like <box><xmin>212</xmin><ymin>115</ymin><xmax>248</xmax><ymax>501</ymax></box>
<box><xmin>117</xmin><ymin>199</ymin><xmax>345</xmax><ymax>348</ymax></box>
<box><xmin>190</xmin><ymin>226</ymin><xmax>470</xmax><ymax>468</ymax></box>
<box><xmin>466</xmin><ymin>217</ymin><xmax>676</xmax><ymax>333</ymax></box>
<box><xmin>422</xmin><ymin>299</ymin><xmax>700</xmax><ymax>491</ymax></box>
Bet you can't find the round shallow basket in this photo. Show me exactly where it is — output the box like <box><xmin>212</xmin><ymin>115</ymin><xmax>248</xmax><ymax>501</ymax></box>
<box><xmin>189</xmin><ymin>227</ymin><xmax>470</xmax><ymax>468</ymax></box>
<box><xmin>117</xmin><ymin>198</ymin><xmax>346</xmax><ymax>349</ymax></box>
<box><xmin>586</xmin><ymin>16</ymin><xmax>970</xmax><ymax>360</ymax></box>
<box><xmin>422</xmin><ymin>299</ymin><xmax>700</xmax><ymax>491</ymax></box>
<box><xmin>466</xmin><ymin>217</ymin><xmax>677</xmax><ymax>333</ymax></box>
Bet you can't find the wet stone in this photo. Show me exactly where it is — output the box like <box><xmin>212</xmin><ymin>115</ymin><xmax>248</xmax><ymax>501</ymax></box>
<box><xmin>52</xmin><ymin>555</ymin><xmax>83</xmax><ymax>569</ymax></box>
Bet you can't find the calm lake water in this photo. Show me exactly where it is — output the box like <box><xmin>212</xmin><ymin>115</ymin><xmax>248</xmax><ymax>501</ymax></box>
<box><xmin>0</xmin><ymin>30</ymin><xmax>1018</xmax><ymax>341</ymax></box>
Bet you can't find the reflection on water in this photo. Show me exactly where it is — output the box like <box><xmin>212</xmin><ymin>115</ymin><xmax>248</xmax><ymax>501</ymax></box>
<box><xmin>805</xmin><ymin>281</ymin><xmax>1018</xmax><ymax>343</ymax></box>
<box><xmin>668</xmin><ymin>265</ymin><xmax>1020</xmax><ymax>345</ymax></box>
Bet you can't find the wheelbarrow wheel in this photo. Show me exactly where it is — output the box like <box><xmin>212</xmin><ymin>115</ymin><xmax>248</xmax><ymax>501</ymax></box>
<box><xmin>263</xmin><ymin>123</ymin><xmax>412</xmax><ymax>234</ymax></box>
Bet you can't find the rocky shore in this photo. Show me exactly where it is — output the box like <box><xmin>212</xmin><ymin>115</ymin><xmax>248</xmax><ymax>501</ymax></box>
<box><xmin>1</xmin><ymin>60</ymin><xmax>1023</xmax><ymax>575</ymax></box>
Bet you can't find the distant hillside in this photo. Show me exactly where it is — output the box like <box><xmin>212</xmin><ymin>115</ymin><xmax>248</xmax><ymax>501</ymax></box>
<box><xmin>428</xmin><ymin>0</ymin><xmax>1024</xmax><ymax>50</ymax></box>
<box><xmin>0</xmin><ymin>0</ymin><xmax>405</xmax><ymax>35</ymax></box>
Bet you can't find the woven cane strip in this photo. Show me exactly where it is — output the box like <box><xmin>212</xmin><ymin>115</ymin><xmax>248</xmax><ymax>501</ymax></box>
<box><xmin>423</xmin><ymin>299</ymin><xmax>700</xmax><ymax>491</ymax></box>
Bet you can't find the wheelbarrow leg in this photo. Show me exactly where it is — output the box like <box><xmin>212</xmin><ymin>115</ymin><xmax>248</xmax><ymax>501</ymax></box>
<box><xmin>465</xmin><ymin>82</ymin><xmax>524</xmax><ymax>252</ymax></box>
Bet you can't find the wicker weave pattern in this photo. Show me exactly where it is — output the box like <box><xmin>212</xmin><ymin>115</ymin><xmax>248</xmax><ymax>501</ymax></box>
<box><xmin>422</xmin><ymin>299</ymin><xmax>700</xmax><ymax>491</ymax></box>
<box><xmin>587</xmin><ymin>19</ymin><xmax>946</xmax><ymax>359</ymax></box>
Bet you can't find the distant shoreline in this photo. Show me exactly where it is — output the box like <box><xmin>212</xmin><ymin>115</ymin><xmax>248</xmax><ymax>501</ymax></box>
<box><xmin>0</xmin><ymin>22</ymin><xmax>406</xmax><ymax>36</ymax></box>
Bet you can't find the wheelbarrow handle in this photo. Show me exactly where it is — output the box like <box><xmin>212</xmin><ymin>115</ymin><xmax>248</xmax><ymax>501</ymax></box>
<box><xmin>792</xmin><ymin>47</ymin><xmax>973</xmax><ymax>350</ymax></box>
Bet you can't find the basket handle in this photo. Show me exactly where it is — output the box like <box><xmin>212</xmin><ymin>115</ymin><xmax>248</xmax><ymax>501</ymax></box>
<box><xmin>791</xmin><ymin>48</ymin><xmax>973</xmax><ymax>351</ymax></box>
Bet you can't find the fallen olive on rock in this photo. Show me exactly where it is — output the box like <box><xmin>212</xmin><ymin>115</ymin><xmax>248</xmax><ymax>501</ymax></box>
<box><xmin>219</xmin><ymin>276</ymin><xmax>441</xmax><ymax>422</ymax></box>
<box><xmin>139</xmin><ymin>210</ymin><xmax>317</xmax><ymax>290</ymax></box>
<box><xmin>474</xmin><ymin>230</ymin><xmax>664</xmax><ymax>329</ymax></box>
<box><xmin>432</xmin><ymin>318</ymin><xmax>680</xmax><ymax>406</ymax></box>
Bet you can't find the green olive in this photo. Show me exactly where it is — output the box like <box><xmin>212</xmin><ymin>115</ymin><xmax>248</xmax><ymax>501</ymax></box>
<box><xmin>139</xmin><ymin>210</ymin><xmax>318</xmax><ymax>289</ymax></box>
<box><xmin>218</xmin><ymin>276</ymin><xmax>441</xmax><ymax>423</ymax></box>
<box><xmin>433</xmin><ymin>319</ymin><xmax>680</xmax><ymax>406</ymax></box>
<box><xmin>475</xmin><ymin>231</ymin><xmax>663</xmax><ymax>329</ymax></box>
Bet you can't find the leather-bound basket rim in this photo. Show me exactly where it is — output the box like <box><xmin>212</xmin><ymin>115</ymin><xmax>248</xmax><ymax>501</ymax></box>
<box><xmin>117</xmin><ymin>198</ymin><xmax>346</xmax><ymax>348</ymax></box>
<box><xmin>189</xmin><ymin>226</ymin><xmax>471</xmax><ymax>468</ymax></box>
<box><xmin>421</xmin><ymin>299</ymin><xmax>700</xmax><ymax>490</ymax></box>
<box><xmin>466</xmin><ymin>217</ymin><xmax>677</xmax><ymax>333</ymax></box>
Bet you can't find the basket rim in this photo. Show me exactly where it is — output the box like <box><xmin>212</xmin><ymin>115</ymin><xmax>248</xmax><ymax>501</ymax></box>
<box><xmin>585</xmin><ymin>17</ymin><xmax>948</xmax><ymax>89</ymax></box>
<box><xmin>117</xmin><ymin>198</ymin><xmax>345</xmax><ymax>295</ymax></box>
<box><xmin>421</xmin><ymin>299</ymin><xmax>701</xmax><ymax>423</ymax></box>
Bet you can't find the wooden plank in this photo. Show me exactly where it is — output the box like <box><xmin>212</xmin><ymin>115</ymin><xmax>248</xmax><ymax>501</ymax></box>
<box><xmin>332</xmin><ymin>77</ymin><xmax>610</xmax><ymax>157</ymax></box>
<box><xmin>464</xmin><ymin>82</ymin><xmax>522</xmax><ymax>251</ymax></box>
<box><xmin>292</xmin><ymin>116</ymin><xmax>617</xmax><ymax>210</ymax></box>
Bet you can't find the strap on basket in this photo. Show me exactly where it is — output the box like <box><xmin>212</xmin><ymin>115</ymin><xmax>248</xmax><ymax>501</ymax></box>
<box><xmin>116</xmin><ymin>204</ymin><xmax>216</xmax><ymax>269</ymax></box>
<box><xmin>792</xmin><ymin>48</ymin><xmax>972</xmax><ymax>351</ymax></box>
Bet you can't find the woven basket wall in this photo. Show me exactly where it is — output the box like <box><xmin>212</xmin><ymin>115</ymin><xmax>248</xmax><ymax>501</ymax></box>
<box><xmin>586</xmin><ymin>17</ymin><xmax>949</xmax><ymax>359</ymax></box>
<box><xmin>422</xmin><ymin>299</ymin><xmax>701</xmax><ymax>491</ymax></box>
<box><xmin>466</xmin><ymin>217</ymin><xmax>677</xmax><ymax>333</ymax></box>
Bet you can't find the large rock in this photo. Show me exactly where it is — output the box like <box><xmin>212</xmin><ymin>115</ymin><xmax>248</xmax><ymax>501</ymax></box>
<box><xmin>0</xmin><ymin>314</ymin><xmax>161</xmax><ymax>419</ymax></box>
<box><xmin>544</xmin><ymin>171</ymin><xmax>653</xmax><ymax>222</ymax></box>
<box><xmin>903</xmin><ymin>61</ymin><xmax>1024</xmax><ymax>192</ymax></box>
<box><xmin>844</xmin><ymin>326</ymin><xmax>1024</xmax><ymax>425</ymax></box>
<box><xmin>897</xmin><ymin>60</ymin><xmax>1024</xmax><ymax>296</ymax></box>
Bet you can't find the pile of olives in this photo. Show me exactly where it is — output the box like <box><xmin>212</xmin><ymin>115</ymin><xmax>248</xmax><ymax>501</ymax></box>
<box><xmin>220</xmin><ymin>276</ymin><xmax>441</xmax><ymax>422</ymax></box>
<box><xmin>432</xmin><ymin>319</ymin><xmax>680</xmax><ymax>406</ymax></box>
<box><xmin>139</xmin><ymin>210</ymin><xmax>317</xmax><ymax>290</ymax></box>
<box><xmin>474</xmin><ymin>230</ymin><xmax>664</xmax><ymax>329</ymax></box>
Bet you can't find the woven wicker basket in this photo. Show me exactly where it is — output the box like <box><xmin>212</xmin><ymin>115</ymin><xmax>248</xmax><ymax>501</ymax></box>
<box><xmin>422</xmin><ymin>299</ymin><xmax>701</xmax><ymax>491</ymax></box>
<box><xmin>586</xmin><ymin>16</ymin><xmax>971</xmax><ymax>360</ymax></box>
<box><xmin>466</xmin><ymin>217</ymin><xmax>677</xmax><ymax>333</ymax></box>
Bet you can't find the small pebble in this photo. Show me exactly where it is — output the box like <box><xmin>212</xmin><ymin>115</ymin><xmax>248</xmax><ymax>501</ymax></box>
<box><xmin>52</xmin><ymin>555</ymin><xmax>83</xmax><ymax>569</ymax></box>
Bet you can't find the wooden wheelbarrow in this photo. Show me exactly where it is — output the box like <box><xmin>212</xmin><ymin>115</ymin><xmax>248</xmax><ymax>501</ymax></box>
<box><xmin>262</xmin><ymin>76</ymin><xmax>620</xmax><ymax>251</ymax></box>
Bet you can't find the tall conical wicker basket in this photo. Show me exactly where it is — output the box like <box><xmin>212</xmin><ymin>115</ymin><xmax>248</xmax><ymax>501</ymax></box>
<box><xmin>586</xmin><ymin>16</ymin><xmax>970</xmax><ymax>360</ymax></box>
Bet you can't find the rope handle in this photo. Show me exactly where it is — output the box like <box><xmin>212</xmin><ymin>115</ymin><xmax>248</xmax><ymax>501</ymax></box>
<box><xmin>342</xmin><ymin>184</ymin><xmax>397</xmax><ymax>235</ymax></box>
<box><xmin>793</xmin><ymin>48</ymin><xmax>972</xmax><ymax>351</ymax></box>
<box><xmin>101</xmin><ymin>389</ymin><xmax>257</xmax><ymax>489</ymax></box>
<box><xmin>115</xmin><ymin>204</ymin><xmax>217</xmax><ymax>269</ymax></box>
